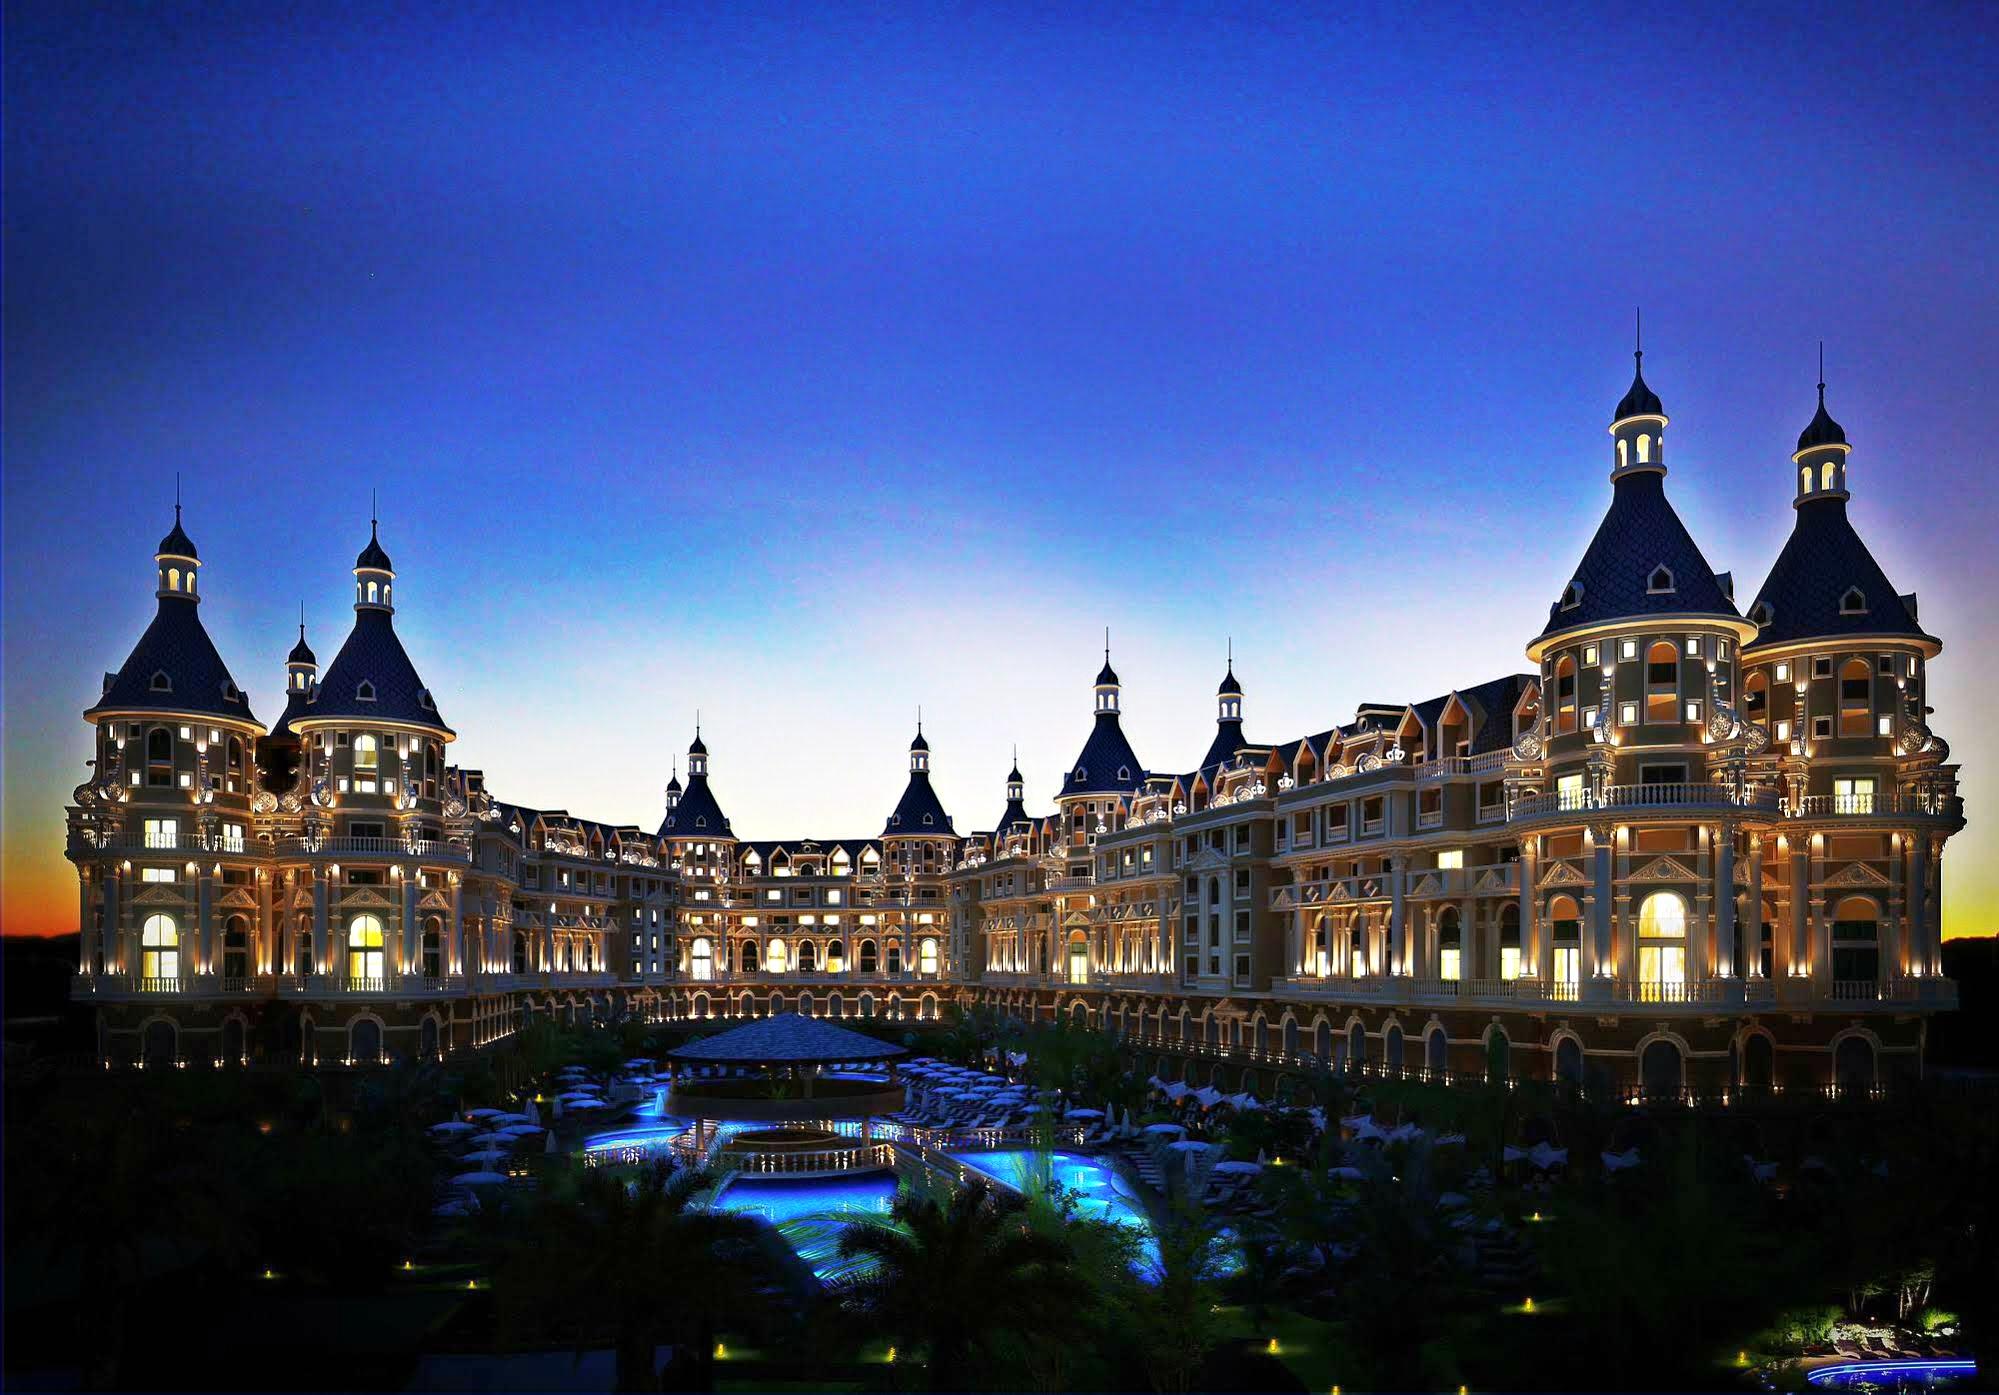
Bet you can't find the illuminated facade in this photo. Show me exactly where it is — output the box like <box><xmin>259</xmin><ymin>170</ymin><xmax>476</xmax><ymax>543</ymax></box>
<box><xmin>69</xmin><ymin>354</ymin><xmax>1963</xmax><ymax>1096</ymax></box>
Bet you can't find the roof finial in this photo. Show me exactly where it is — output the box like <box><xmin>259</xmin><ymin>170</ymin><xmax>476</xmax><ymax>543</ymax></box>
<box><xmin>917</xmin><ymin>705</ymin><xmax>923</xmax><ymax>736</ymax></box>
<box><xmin>299</xmin><ymin>599</ymin><xmax>306</xmax><ymax>639</ymax></box>
<box><xmin>174</xmin><ymin>471</ymin><xmax>181</xmax><ymax>519</ymax></box>
<box><xmin>695</xmin><ymin>708</ymin><xmax>701</xmax><ymax>739</ymax></box>
<box><xmin>1104</xmin><ymin>626</ymin><xmax>1111</xmax><ymax>664</ymax></box>
<box><xmin>1634</xmin><ymin>306</ymin><xmax>1643</xmax><ymax>364</ymax></box>
<box><xmin>1818</xmin><ymin>340</ymin><xmax>1826</xmax><ymax>402</ymax></box>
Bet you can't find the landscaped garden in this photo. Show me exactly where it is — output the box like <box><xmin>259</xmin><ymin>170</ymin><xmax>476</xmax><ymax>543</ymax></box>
<box><xmin>5</xmin><ymin>1007</ymin><xmax>1991</xmax><ymax>1391</ymax></box>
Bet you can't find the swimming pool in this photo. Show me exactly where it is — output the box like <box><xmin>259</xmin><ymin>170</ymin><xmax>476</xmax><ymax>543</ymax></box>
<box><xmin>713</xmin><ymin>1171</ymin><xmax>899</xmax><ymax>1285</ymax></box>
<box><xmin>1805</xmin><ymin>1360</ymin><xmax>1978</xmax><ymax>1390</ymax></box>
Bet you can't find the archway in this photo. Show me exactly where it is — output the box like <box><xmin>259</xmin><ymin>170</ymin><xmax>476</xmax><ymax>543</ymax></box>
<box><xmin>1640</xmin><ymin>1038</ymin><xmax>1683</xmax><ymax>1099</ymax></box>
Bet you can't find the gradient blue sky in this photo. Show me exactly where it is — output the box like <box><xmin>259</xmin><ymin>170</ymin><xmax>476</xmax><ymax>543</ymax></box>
<box><xmin>5</xmin><ymin>1</ymin><xmax>1996</xmax><ymax>937</ymax></box>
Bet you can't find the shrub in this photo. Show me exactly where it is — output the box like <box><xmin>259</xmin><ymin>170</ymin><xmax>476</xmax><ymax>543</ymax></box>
<box><xmin>1916</xmin><ymin>1306</ymin><xmax>1958</xmax><ymax>1334</ymax></box>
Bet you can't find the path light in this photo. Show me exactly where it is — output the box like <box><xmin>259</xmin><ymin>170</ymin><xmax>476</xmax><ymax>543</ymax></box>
<box><xmin>714</xmin><ymin>1343</ymin><xmax>728</xmax><ymax>1361</ymax></box>
<box><xmin>466</xmin><ymin>1279</ymin><xmax>478</xmax><ymax>1291</ymax></box>
<box><xmin>1737</xmin><ymin>1352</ymin><xmax>1749</xmax><ymax>1367</ymax></box>
<box><xmin>1267</xmin><ymin>1338</ymin><xmax>1280</xmax><ymax>1355</ymax></box>
<box><xmin>261</xmin><ymin>1268</ymin><xmax>276</xmax><ymax>1281</ymax></box>
<box><xmin>1523</xmin><ymin>1296</ymin><xmax>1534</xmax><ymax>1313</ymax></box>
<box><xmin>402</xmin><ymin>1260</ymin><xmax>414</xmax><ymax>1272</ymax></box>
<box><xmin>886</xmin><ymin>1347</ymin><xmax>897</xmax><ymax>1365</ymax></box>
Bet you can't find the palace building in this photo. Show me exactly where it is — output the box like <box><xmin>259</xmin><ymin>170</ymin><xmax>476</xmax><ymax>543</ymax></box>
<box><xmin>68</xmin><ymin>353</ymin><xmax>1964</xmax><ymax>1099</ymax></box>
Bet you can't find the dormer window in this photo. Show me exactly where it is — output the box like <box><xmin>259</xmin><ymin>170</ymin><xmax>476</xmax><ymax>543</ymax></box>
<box><xmin>1840</xmin><ymin>587</ymin><xmax>1868</xmax><ymax>615</ymax></box>
<box><xmin>149</xmin><ymin>670</ymin><xmax>172</xmax><ymax>693</ymax></box>
<box><xmin>1647</xmin><ymin>566</ymin><xmax>1676</xmax><ymax>595</ymax></box>
<box><xmin>1117</xmin><ymin>766</ymin><xmax>1131</xmax><ymax>781</ymax></box>
<box><xmin>356</xmin><ymin>681</ymin><xmax>376</xmax><ymax>702</ymax></box>
<box><xmin>222</xmin><ymin>680</ymin><xmax>238</xmax><ymax>702</ymax></box>
<box><xmin>1074</xmin><ymin>767</ymin><xmax>1087</xmax><ymax>783</ymax></box>
<box><xmin>1559</xmin><ymin>579</ymin><xmax>1584</xmax><ymax>611</ymax></box>
<box><xmin>418</xmin><ymin>688</ymin><xmax>435</xmax><ymax>710</ymax></box>
<box><xmin>1750</xmin><ymin>601</ymin><xmax>1774</xmax><ymax>628</ymax></box>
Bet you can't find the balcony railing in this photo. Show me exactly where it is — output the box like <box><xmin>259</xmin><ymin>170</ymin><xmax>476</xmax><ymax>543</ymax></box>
<box><xmin>275</xmin><ymin>836</ymin><xmax>469</xmax><ymax>861</ymax></box>
<box><xmin>1511</xmin><ymin>783</ymin><xmax>1784</xmax><ymax>818</ymax></box>
<box><xmin>1790</xmin><ymin>793</ymin><xmax>1958</xmax><ymax>819</ymax></box>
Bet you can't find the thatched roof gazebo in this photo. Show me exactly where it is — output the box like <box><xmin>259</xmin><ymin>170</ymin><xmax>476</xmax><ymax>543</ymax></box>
<box><xmin>669</xmin><ymin>1012</ymin><xmax>906</xmax><ymax>1068</ymax></box>
<box><xmin>665</xmin><ymin>1015</ymin><xmax>908</xmax><ymax>1170</ymax></box>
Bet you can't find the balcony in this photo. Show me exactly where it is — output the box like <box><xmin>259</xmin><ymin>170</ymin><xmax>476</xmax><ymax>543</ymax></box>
<box><xmin>1790</xmin><ymin>793</ymin><xmax>1961</xmax><ymax>820</ymax></box>
<box><xmin>1509</xmin><ymin>783</ymin><xmax>1783</xmax><ymax>820</ymax></box>
<box><xmin>275</xmin><ymin>836</ymin><xmax>469</xmax><ymax>862</ymax></box>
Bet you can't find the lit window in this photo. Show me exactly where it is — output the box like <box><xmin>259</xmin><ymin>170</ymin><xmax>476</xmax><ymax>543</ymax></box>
<box><xmin>141</xmin><ymin>914</ymin><xmax>179</xmax><ymax>980</ymax></box>
<box><xmin>1619</xmin><ymin>702</ymin><xmax>1639</xmax><ymax>726</ymax></box>
<box><xmin>1620</xmin><ymin>639</ymin><xmax>1638</xmax><ymax>661</ymax></box>
<box><xmin>1436</xmin><ymin>850</ymin><xmax>1464</xmax><ymax>870</ymax></box>
<box><xmin>1775</xmin><ymin>662</ymin><xmax>1791</xmax><ymax>683</ymax></box>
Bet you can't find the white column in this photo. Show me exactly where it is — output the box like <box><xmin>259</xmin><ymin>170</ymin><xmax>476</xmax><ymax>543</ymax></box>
<box><xmin>312</xmin><ymin>869</ymin><xmax>329</xmax><ymax>974</ymax></box>
<box><xmin>1388</xmin><ymin>857</ymin><xmax>1408</xmax><ymax>976</ymax></box>
<box><xmin>197</xmin><ymin>866</ymin><xmax>215</xmax><ymax>975</ymax></box>
<box><xmin>1715</xmin><ymin>829</ymin><xmax>1737</xmax><ymax>977</ymax></box>
<box><xmin>401</xmin><ymin>875</ymin><xmax>419</xmax><ymax>975</ymax></box>
<box><xmin>79</xmin><ymin>873</ymin><xmax>96</xmax><ymax>973</ymax></box>
<box><xmin>1586</xmin><ymin>829</ymin><xmax>1611</xmax><ymax>979</ymax></box>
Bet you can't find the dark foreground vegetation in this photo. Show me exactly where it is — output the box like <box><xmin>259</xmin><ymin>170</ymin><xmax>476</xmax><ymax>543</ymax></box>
<box><xmin>5</xmin><ymin>942</ymin><xmax>1995</xmax><ymax>1391</ymax></box>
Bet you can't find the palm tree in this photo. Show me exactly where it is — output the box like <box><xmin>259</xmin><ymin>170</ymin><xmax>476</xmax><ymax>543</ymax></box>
<box><xmin>836</xmin><ymin>1179</ymin><xmax>1083</xmax><ymax>1391</ymax></box>
<box><xmin>497</xmin><ymin>1162</ymin><xmax>764</xmax><ymax>1392</ymax></box>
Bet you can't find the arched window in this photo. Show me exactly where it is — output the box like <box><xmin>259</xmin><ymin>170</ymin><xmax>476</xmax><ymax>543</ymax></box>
<box><xmin>1640</xmin><ymin>1039</ymin><xmax>1682</xmax><ymax>1099</ymax></box>
<box><xmin>346</xmin><ymin>915</ymin><xmax>385</xmax><ymax>983</ymax></box>
<box><xmin>1554</xmin><ymin>656</ymin><xmax>1578</xmax><ymax>734</ymax></box>
<box><xmin>1385</xmin><ymin>1024</ymin><xmax>1405</xmax><ymax>1073</ymax></box>
<box><xmin>1549</xmin><ymin>894</ymin><xmax>1582</xmax><ymax>988</ymax></box>
<box><xmin>1740</xmin><ymin>1033</ymin><xmax>1774</xmax><ymax>1089</ymax></box>
<box><xmin>141</xmin><ymin>914</ymin><xmax>180</xmax><ymax>981</ymax></box>
<box><xmin>1743</xmin><ymin>670</ymin><xmax>1769</xmax><ymax>728</ymax></box>
<box><xmin>1831</xmin><ymin>896</ymin><xmax>1880</xmax><ymax>985</ymax></box>
<box><xmin>147</xmin><ymin>727</ymin><xmax>174</xmax><ymax>786</ymax></box>
<box><xmin>918</xmin><ymin>938</ymin><xmax>939</xmax><ymax>975</ymax></box>
<box><xmin>1800</xmin><ymin>465</ymin><xmax>1812</xmax><ymax>495</ymax></box>
<box><xmin>226</xmin><ymin>736</ymin><xmax>244</xmax><ymax>792</ymax></box>
<box><xmin>826</xmin><ymin>939</ymin><xmax>845</xmax><ymax>972</ymax></box>
<box><xmin>858</xmin><ymin>938</ymin><xmax>879</xmax><ymax>974</ymax></box>
<box><xmin>512</xmin><ymin>931</ymin><xmax>530</xmax><ymax>974</ymax></box>
<box><xmin>421</xmin><ymin>919</ymin><xmax>442</xmax><ymax>979</ymax></box>
<box><xmin>354</xmin><ymin>734</ymin><xmax>378</xmax><ymax>770</ymax></box>
<box><xmin>1834</xmin><ymin>1036</ymin><xmax>1875</xmax><ymax>1096</ymax></box>
<box><xmin>222</xmin><ymin>916</ymin><xmax>249</xmax><ymax>979</ymax></box>
<box><xmin>690</xmin><ymin>937</ymin><xmax>713</xmax><ymax>981</ymax></box>
<box><xmin>1617</xmin><ymin>437</ymin><xmax>1628</xmax><ymax>469</ymax></box>
<box><xmin>1636</xmin><ymin>433</ymin><xmax>1651</xmax><ymax>464</ymax></box>
<box><xmin>1555</xmin><ymin>1035</ymin><xmax>1584</xmax><ymax>1085</ymax></box>
<box><xmin>1646</xmin><ymin>641</ymin><xmax>1680</xmax><ymax>723</ymax></box>
<box><xmin>886</xmin><ymin>943</ymin><xmax>903</xmax><ymax>975</ymax></box>
<box><xmin>739</xmin><ymin>939</ymin><xmax>760</xmax><ymax>974</ymax></box>
<box><xmin>1425</xmin><ymin>1027</ymin><xmax>1448</xmax><ymax>1073</ymax></box>
<box><xmin>796</xmin><ymin>939</ymin><xmax>817</xmax><ymax>973</ymax></box>
<box><xmin>1485</xmin><ymin>1029</ymin><xmax>1510</xmax><ymax>1084</ymax></box>
<box><xmin>1437</xmin><ymin>907</ymin><xmax>1462</xmax><ymax>981</ymax></box>
<box><xmin>1839</xmin><ymin>658</ymin><xmax>1874</xmax><ymax>738</ymax></box>
<box><xmin>1821</xmin><ymin>461</ymin><xmax>1837</xmax><ymax>491</ymax></box>
<box><xmin>1347</xmin><ymin>1022</ymin><xmax>1366</xmax><ymax>1073</ymax></box>
<box><xmin>1637</xmin><ymin>892</ymin><xmax>1686</xmax><ymax>997</ymax></box>
<box><xmin>1499</xmin><ymin>903</ymin><xmax>1522</xmax><ymax>979</ymax></box>
<box><xmin>1066</xmin><ymin>936</ymin><xmax>1088</xmax><ymax>985</ymax></box>
<box><xmin>765</xmin><ymin>938</ymin><xmax>788</xmax><ymax>974</ymax></box>
<box><xmin>351</xmin><ymin>1018</ymin><xmax>383</xmax><ymax>1064</ymax></box>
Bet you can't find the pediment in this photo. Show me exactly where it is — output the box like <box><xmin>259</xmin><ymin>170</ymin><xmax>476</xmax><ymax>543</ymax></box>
<box><xmin>1410</xmin><ymin>873</ymin><xmax>1443</xmax><ymax>898</ymax></box>
<box><xmin>418</xmin><ymin>890</ymin><xmax>452</xmax><ymax>912</ymax></box>
<box><xmin>1825</xmin><ymin>861</ymin><xmax>1892</xmax><ymax>888</ymax></box>
<box><xmin>340</xmin><ymin>888</ymin><xmax>397</xmax><ymax>911</ymax></box>
<box><xmin>1629</xmin><ymin>856</ymin><xmax>1698</xmax><ymax>883</ymax></box>
<box><xmin>1473</xmin><ymin>869</ymin><xmax>1510</xmax><ymax>893</ymax></box>
<box><xmin>217</xmin><ymin>887</ymin><xmax>259</xmax><ymax>909</ymax></box>
<box><xmin>133</xmin><ymin>885</ymin><xmax>185</xmax><ymax>906</ymax></box>
<box><xmin>1539</xmin><ymin>861</ymin><xmax>1588</xmax><ymax>887</ymax></box>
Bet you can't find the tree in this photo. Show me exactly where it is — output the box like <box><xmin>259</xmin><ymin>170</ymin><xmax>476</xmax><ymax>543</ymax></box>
<box><xmin>836</xmin><ymin>1179</ymin><xmax>1083</xmax><ymax>1392</ymax></box>
<box><xmin>495</xmin><ymin>1162</ymin><xmax>765</xmax><ymax>1392</ymax></box>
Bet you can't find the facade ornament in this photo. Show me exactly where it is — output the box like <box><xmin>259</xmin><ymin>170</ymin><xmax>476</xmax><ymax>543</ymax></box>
<box><xmin>1510</xmin><ymin>730</ymin><xmax>1544</xmax><ymax>762</ymax></box>
<box><xmin>309</xmin><ymin>775</ymin><xmax>334</xmax><ymax>808</ymax></box>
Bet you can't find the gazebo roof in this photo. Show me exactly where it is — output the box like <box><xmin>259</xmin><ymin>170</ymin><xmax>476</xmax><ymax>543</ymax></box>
<box><xmin>669</xmin><ymin>1012</ymin><xmax>906</xmax><ymax>1065</ymax></box>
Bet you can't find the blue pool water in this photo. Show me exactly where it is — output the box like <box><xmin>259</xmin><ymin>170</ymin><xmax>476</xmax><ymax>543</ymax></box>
<box><xmin>1806</xmin><ymin>1360</ymin><xmax>1978</xmax><ymax>1390</ymax></box>
<box><xmin>714</xmin><ymin>1172</ymin><xmax>899</xmax><ymax>1285</ymax></box>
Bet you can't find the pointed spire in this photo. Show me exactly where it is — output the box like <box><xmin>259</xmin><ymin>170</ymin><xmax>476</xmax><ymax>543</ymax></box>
<box><xmin>1613</xmin><ymin>309</ymin><xmax>1664</xmax><ymax>423</ymax></box>
<box><xmin>1095</xmin><ymin>628</ymin><xmax>1120</xmax><ymax>688</ymax></box>
<box><xmin>1796</xmin><ymin>342</ymin><xmax>1848</xmax><ymax>454</ymax></box>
